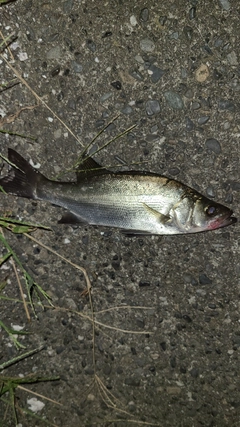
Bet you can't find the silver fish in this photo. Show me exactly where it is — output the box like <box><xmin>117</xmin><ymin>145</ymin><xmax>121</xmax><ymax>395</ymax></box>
<box><xmin>0</xmin><ymin>148</ymin><xmax>237</xmax><ymax>235</ymax></box>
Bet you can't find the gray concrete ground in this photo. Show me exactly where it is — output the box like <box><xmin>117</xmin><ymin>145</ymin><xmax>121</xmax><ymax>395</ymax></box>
<box><xmin>0</xmin><ymin>0</ymin><xmax>239</xmax><ymax>426</ymax></box>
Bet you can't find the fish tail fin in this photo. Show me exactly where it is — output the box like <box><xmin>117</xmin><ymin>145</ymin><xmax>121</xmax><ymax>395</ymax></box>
<box><xmin>0</xmin><ymin>148</ymin><xmax>45</xmax><ymax>199</ymax></box>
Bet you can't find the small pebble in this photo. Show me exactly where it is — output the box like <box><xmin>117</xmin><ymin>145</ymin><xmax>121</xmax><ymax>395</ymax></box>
<box><xmin>124</xmin><ymin>377</ymin><xmax>140</xmax><ymax>387</ymax></box>
<box><xmin>231</xmin><ymin>182</ymin><xmax>240</xmax><ymax>191</ymax></box>
<box><xmin>208</xmin><ymin>303</ymin><xmax>217</xmax><ymax>309</ymax></box>
<box><xmin>51</xmin><ymin>65</ymin><xmax>60</xmax><ymax>77</ymax></box>
<box><xmin>181</xmin><ymin>68</ymin><xmax>188</xmax><ymax>78</ymax></box>
<box><xmin>46</xmin><ymin>46</ymin><xmax>61</xmax><ymax>60</ymax></box>
<box><xmin>47</xmin><ymin>33</ymin><xmax>59</xmax><ymax>43</ymax></box>
<box><xmin>63</xmin><ymin>0</ymin><xmax>73</xmax><ymax>14</ymax></box>
<box><xmin>129</xmin><ymin>69</ymin><xmax>144</xmax><ymax>81</ymax></box>
<box><xmin>102</xmin><ymin>31</ymin><xmax>112</xmax><ymax>38</ymax></box>
<box><xmin>26</xmin><ymin>27</ymin><xmax>35</xmax><ymax>41</ymax></box>
<box><xmin>159</xmin><ymin>15</ymin><xmax>167</xmax><ymax>26</ymax></box>
<box><xmin>215</xmin><ymin>38</ymin><xmax>223</xmax><ymax>48</ymax></box>
<box><xmin>100</xmin><ymin>92</ymin><xmax>113</xmax><ymax>103</ymax></box>
<box><xmin>170</xmin><ymin>356</ymin><xmax>176</xmax><ymax>368</ymax></box>
<box><xmin>183</xmin><ymin>26</ymin><xmax>193</xmax><ymax>41</ymax></box>
<box><xmin>111</xmin><ymin>81</ymin><xmax>122</xmax><ymax>90</ymax></box>
<box><xmin>195</xmin><ymin>64</ymin><xmax>209</xmax><ymax>82</ymax></box>
<box><xmin>140</xmin><ymin>38</ymin><xmax>155</xmax><ymax>52</ymax></box>
<box><xmin>191</xmin><ymin>101</ymin><xmax>201</xmax><ymax>110</ymax></box>
<box><xmin>198</xmin><ymin>116</ymin><xmax>210</xmax><ymax>125</ymax></box>
<box><xmin>18</xmin><ymin>52</ymin><xmax>28</xmax><ymax>61</ymax></box>
<box><xmin>202</xmin><ymin>45</ymin><xmax>213</xmax><ymax>56</ymax></box>
<box><xmin>184</xmin><ymin>88</ymin><xmax>194</xmax><ymax>98</ymax></box>
<box><xmin>183</xmin><ymin>314</ymin><xmax>192</xmax><ymax>323</ymax></box>
<box><xmin>64</xmin><ymin>37</ymin><xmax>74</xmax><ymax>51</ymax></box>
<box><xmin>130</xmin><ymin>15</ymin><xmax>137</xmax><ymax>26</ymax></box>
<box><xmin>71</xmin><ymin>61</ymin><xmax>82</xmax><ymax>73</ymax></box>
<box><xmin>189</xmin><ymin>6</ymin><xmax>196</xmax><ymax>20</ymax></box>
<box><xmin>218</xmin><ymin>0</ymin><xmax>231</xmax><ymax>10</ymax></box>
<box><xmin>168</xmin><ymin>167</ymin><xmax>180</xmax><ymax>176</ymax></box>
<box><xmin>140</xmin><ymin>8</ymin><xmax>149</xmax><ymax>21</ymax></box>
<box><xmin>183</xmin><ymin>274</ymin><xmax>198</xmax><ymax>286</ymax></box>
<box><xmin>148</xmin><ymin>64</ymin><xmax>165</xmax><ymax>83</ymax></box>
<box><xmin>67</xmin><ymin>99</ymin><xmax>76</xmax><ymax>110</ymax></box>
<box><xmin>121</xmin><ymin>105</ymin><xmax>133</xmax><ymax>115</ymax></box>
<box><xmin>164</xmin><ymin>91</ymin><xmax>184</xmax><ymax>110</ymax></box>
<box><xmin>225</xmin><ymin>192</ymin><xmax>233</xmax><ymax>203</ymax></box>
<box><xmin>199</xmin><ymin>273</ymin><xmax>212</xmax><ymax>285</ymax></box>
<box><xmin>86</xmin><ymin>39</ymin><xmax>96</xmax><ymax>52</ymax></box>
<box><xmin>134</xmin><ymin>54</ymin><xmax>144</xmax><ymax>64</ymax></box>
<box><xmin>145</xmin><ymin>100</ymin><xmax>161</xmax><ymax>116</ymax></box>
<box><xmin>186</xmin><ymin>117</ymin><xmax>194</xmax><ymax>131</ymax></box>
<box><xmin>190</xmin><ymin>367</ymin><xmax>199</xmax><ymax>378</ymax></box>
<box><xmin>169</xmin><ymin>32</ymin><xmax>179</xmax><ymax>40</ymax></box>
<box><xmin>160</xmin><ymin>341</ymin><xmax>167</xmax><ymax>351</ymax></box>
<box><xmin>205</xmin><ymin>138</ymin><xmax>221</xmax><ymax>154</ymax></box>
<box><xmin>218</xmin><ymin>99</ymin><xmax>235</xmax><ymax>111</ymax></box>
<box><xmin>226</xmin><ymin>51</ymin><xmax>238</xmax><ymax>66</ymax></box>
<box><xmin>206</xmin><ymin>186</ymin><xmax>216</xmax><ymax>198</ymax></box>
<box><xmin>139</xmin><ymin>280</ymin><xmax>151</xmax><ymax>287</ymax></box>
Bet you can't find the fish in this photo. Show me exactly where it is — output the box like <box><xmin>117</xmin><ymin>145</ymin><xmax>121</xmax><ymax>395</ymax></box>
<box><xmin>0</xmin><ymin>148</ymin><xmax>237</xmax><ymax>235</ymax></box>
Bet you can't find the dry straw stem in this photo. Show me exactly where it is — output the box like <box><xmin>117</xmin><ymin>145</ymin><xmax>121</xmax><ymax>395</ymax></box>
<box><xmin>18</xmin><ymin>385</ymin><xmax>62</xmax><ymax>406</ymax></box>
<box><xmin>11</xmin><ymin>258</ymin><xmax>30</xmax><ymax>321</ymax></box>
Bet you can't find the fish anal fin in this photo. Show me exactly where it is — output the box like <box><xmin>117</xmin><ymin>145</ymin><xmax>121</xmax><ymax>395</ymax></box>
<box><xmin>58</xmin><ymin>211</ymin><xmax>88</xmax><ymax>225</ymax></box>
<box><xmin>142</xmin><ymin>202</ymin><xmax>170</xmax><ymax>223</ymax></box>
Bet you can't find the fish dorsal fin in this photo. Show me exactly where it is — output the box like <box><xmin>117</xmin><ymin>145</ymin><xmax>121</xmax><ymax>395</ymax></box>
<box><xmin>76</xmin><ymin>156</ymin><xmax>109</xmax><ymax>182</ymax></box>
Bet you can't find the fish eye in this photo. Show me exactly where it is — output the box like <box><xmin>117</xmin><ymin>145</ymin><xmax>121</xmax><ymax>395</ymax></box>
<box><xmin>205</xmin><ymin>206</ymin><xmax>216</xmax><ymax>216</ymax></box>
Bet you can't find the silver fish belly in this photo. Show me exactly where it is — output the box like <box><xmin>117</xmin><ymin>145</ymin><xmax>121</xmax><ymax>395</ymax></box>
<box><xmin>0</xmin><ymin>149</ymin><xmax>237</xmax><ymax>235</ymax></box>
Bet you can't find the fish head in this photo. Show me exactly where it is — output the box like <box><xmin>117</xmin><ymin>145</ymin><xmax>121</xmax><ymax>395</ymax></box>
<box><xmin>191</xmin><ymin>197</ymin><xmax>237</xmax><ymax>232</ymax></box>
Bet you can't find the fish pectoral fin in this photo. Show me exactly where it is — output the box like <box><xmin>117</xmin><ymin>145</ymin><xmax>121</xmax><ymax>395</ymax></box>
<box><xmin>58</xmin><ymin>211</ymin><xmax>88</xmax><ymax>225</ymax></box>
<box><xmin>142</xmin><ymin>203</ymin><xmax>171</xmax><ymax>223</ymax></box>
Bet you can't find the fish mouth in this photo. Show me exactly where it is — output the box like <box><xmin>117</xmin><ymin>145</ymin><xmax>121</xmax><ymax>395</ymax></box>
<box><xmin>212</xmin><ymin>210</ymin><xmax>237</xmax><ymax>229</ymax></box>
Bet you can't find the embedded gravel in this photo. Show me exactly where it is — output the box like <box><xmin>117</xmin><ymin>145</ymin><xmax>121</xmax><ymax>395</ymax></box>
<box><xmin>0</xmin><ymin>1</ymin><xmax>239</xmax><ymax>426</ymax></box>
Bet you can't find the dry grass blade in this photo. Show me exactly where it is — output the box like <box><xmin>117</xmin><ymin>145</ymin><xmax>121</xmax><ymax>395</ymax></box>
<box><xmin>11</xmin><ymin>258</ymin><xmax>30</xmax><ymax>321</ymax></box>
<box><xmin>25</xmin><ymin>233</ymin><xmax>91</xmax><ymax>290</ymax></box>
<box><xmin>0</xmin><ymin>346</ymin><xmax>44</xmax><ymax>371</ymax></box>
<box><xmin>96</xmin><ymin>305</ymin><xmax>154</xmax><ymax>314</ymax></box>
<box><xmin>82</xmin><ymin>122</ymin><xmax>137</xmax><ymax>160</ymax></box>
<box><xmin>17</xmin><ymin>385</ymin><xmax>62</xmax><ymax>406</ymax></box>
<box><xmin>78</xmin><ymin>113</ymin><xmax>121</xmax><ymax>159</ymax></box>
<box><xmin>0</xmin><ymin>30</ymin><xmax>15</xmax><ymax>55</ymax></box>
